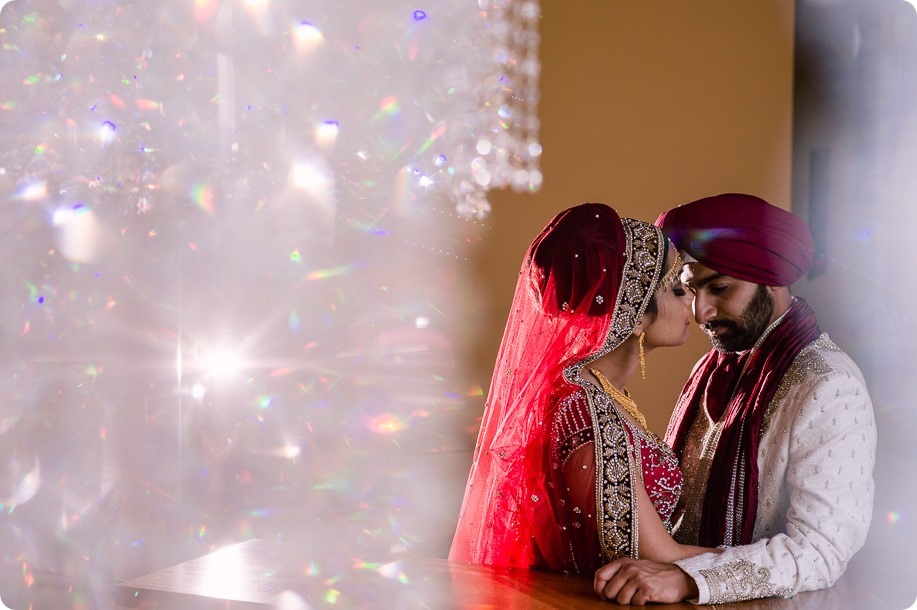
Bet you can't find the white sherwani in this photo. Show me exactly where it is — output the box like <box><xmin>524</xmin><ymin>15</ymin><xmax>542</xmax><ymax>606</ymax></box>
<box><xmin>672</xmin><ymin>333</ymin><xmax>876</xmax><ymax>604</ymax></box>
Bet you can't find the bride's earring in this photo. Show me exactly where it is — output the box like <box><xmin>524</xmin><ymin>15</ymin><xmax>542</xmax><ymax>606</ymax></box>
<box><xmin>639</xmin><ymin>332</ymin><xmax>646</xmax><ymax>380</ymax></box>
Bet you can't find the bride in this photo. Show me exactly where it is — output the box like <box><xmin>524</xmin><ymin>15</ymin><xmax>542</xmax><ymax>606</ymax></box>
<box><xmin>449</xmin><ymin>202</ymin><xmax>715</xmax><ymax>573</ymax></box>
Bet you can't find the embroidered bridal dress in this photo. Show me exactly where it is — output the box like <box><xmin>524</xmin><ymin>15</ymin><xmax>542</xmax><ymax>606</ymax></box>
<box><xmin>449</xmin><ymin>205</ymin><xmax>682</xmax><ymax>573</ymax></box>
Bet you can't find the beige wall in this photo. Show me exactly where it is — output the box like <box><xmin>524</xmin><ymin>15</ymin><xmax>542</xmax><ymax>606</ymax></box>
<box><xmin>462</xmin><ymin>1</ymin><xmax>797</xmax><ymax>434</ymax></box>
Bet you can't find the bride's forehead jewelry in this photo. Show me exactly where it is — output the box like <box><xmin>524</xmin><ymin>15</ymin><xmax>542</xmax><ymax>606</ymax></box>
<box><xmin>660</xmin><ymin>249</ymin><xmax>684</xmax><ymax>291</ymax></box>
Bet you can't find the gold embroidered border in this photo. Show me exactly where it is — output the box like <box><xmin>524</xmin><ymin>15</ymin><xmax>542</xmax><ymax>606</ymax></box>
<box><xmin>586</xmin><ymin>382</ymin><xmax>638</xmax><ymax>561</ymax></box>
<box><xmin>558</xmin><ymin>218</ymin><xmax>667</xmax><ymax>560</ymax></box>
<box><xmin>699</xmin><ymin>559</ymin><xmax>792</xmax><ymax>603</ymax></box>
<box><xmin>563</xmin><ymin>218</ymin><xmax>665</xmax><ymax>384</ymax></box>
<box><xmin>761</xmin><ymin>333</ymin><xmax>836</xmax><ymax>436</ymax></box>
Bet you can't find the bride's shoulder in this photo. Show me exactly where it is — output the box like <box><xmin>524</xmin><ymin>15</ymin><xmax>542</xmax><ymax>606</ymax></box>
<box><xmin>553</xmin><ymin>384</ymin><xmax>591</xmax><ymax>418</ymax></box>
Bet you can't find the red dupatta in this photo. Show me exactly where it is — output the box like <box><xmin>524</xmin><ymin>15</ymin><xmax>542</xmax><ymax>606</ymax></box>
<box><xmin>449</xmin><ymin>205</ymin><xmax>666</xmax><ymax>569</ymax></box>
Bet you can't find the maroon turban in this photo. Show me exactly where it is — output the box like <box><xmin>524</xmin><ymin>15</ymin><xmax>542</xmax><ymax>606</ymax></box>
<box><xmin>654</xmin><ymin>193</ymin><xmax>814</xmax><ymax>286</ymax></box>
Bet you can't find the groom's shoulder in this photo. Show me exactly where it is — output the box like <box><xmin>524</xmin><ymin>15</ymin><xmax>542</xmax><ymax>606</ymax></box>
<box><xmin>788</xmin><ymin>332</ymin><xmax>867</xmax><ymax>386</ymax></box>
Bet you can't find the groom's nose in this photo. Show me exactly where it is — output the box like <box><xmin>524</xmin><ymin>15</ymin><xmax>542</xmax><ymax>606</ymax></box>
<box><xmin>692</xmin><ymin>293</ymin><xmax>715</xmax><ymax>325</ymax></box>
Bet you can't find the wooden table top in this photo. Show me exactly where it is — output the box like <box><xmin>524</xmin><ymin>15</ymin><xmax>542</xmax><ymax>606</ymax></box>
<box><xmin>114</xmin><ymin>538</ymin><xmax>908</xmax><ymax>609</ymax></box>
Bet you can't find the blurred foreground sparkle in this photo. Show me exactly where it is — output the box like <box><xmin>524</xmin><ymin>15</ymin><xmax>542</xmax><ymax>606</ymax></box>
<box><xmin>191</xmin><ymin>383</ymin><xmax>207</xmax><ymax>400</ymax></box>
<box><xmin>369</xmin><ymin>415</ymin><xmax>407</xmax><ymax>435</ymax></box>
<box><xmin>0</xmin><ymin>1</ymin><xmax>536</xmax><ymax>605</ymax></box>
<box><xmin>315</xmin><ymin>121</ymin><xmax>339</xmax><ymax>149</ymax></box>
<box><xmin>98</xmin><ymin>120</ymin><xmax>117</xmax><ymax>144</ymax></box>
<box><xmin>293</xmin><ymin>21</ymin><xmax>324</xmax><ymax>51</ymax></box>
<box><xmin>198</xmin><ymin>348</ymin><xmax>246</xmax><ymax>382</ymax></box>
<box><xmin>18</xmin><ymin>181</ymin><xmax>47</xmax><ymax>201</ymax></box>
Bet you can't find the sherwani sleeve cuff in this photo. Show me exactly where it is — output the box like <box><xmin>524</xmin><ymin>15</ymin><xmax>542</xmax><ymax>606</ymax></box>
<box><xmin>674</xmin><ymin>542</ymin><xmax>798</xmax><ymax>604</ymax></box>
<box><xmin>674</xmin><ymin>553</ymin><xmax>716</xmax><ymax>604</ymax></box>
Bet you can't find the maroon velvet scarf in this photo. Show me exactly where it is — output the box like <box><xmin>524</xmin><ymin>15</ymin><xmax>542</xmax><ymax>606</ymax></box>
<box><xmin>665</xmin><ymin>297</ymin><xmax>821</xmax><ymax>546</ymax></box>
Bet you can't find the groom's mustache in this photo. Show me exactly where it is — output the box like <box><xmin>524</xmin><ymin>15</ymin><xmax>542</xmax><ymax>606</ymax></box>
<box><xmin>703</xmin><ymin>320</ymin><xmax>736</xmax><ymax>332</ymax></box>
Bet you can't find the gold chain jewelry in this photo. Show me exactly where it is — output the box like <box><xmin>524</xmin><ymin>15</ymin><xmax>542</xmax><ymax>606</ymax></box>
<box><xmin>589</xmin><ymin>367</ymin><xmax>649</xmax><ymax>432</ymax></box>
<box><xmin>638</xmin><ymin>332</ymin><xmax>646</xmax><ymax>380</ymax></box>
<box><xmin>659</xmin><ymin>249</ymin><xmax>684</xmax><ymax>292</ymax></box>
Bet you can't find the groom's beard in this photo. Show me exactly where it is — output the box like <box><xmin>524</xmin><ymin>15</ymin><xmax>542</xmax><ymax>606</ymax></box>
<box><xmin>703</xmin><ymin>285</ymin><xmax>775</xmax><ymax>353</ymax></box>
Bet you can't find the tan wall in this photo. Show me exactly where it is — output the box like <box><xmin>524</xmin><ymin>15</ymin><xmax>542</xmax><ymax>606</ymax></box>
<box><xmin>462</xmin><ymin>1</ymin><xmax>797</xmax><ymax>435</ymax></box>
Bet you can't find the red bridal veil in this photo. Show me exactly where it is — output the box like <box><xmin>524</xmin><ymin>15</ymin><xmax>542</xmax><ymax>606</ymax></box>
<box><xmin>450</xmin><ymin>204</ymin><xmax>667</xmax><ymax>570</ymax></box>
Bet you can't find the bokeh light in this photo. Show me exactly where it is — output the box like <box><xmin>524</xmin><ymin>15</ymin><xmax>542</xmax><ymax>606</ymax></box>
<box><xmin>0</xmin><ymin>0</ymin><xmax>539</xmax><ymax>606</ymax></box>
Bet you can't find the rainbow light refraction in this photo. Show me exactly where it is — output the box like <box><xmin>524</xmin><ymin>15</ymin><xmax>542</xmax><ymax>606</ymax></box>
<box><xmin>0</xmin><ymin>0</ymin><xmax>540</xmax><ymax>606</ymax></box>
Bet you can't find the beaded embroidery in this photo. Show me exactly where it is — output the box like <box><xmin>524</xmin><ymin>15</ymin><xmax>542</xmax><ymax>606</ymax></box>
<box><xmin>586</xmin><ymin>382</ymin><xmax>638</xmax><ymax>560</ymax></box>
<box><xmin>700</xmin><ymin>560</ymin><xmax>792</xmax><ymax>603</ymax></box>
<box><xmin>551</xmin><ymin>388</ymin><xmax>681</xmax><ymax>535</ymax></box>
<box><xmin>547</xmin><ymin>217</ymin><xmax>671</xmax><ymax>565</ymax></box>
<box><xmin>582</xmin><ymin>383</ymin><xmax>682</xmax><ymax>559</ymax></box>
<box><xmin>562</xmin><ymin>218</ymin><xmax>665</xmax><ymax>383</ymax></box>
<box><xmin>762</xmin><ymin>333</ymin><xmax>835</xmax><ymax>435</ymax></box>
<box><xmin>556</xmin><ymin>218</ymin><xmax>669</xmax><ymax>561</ymax></box>
<box><xmin>551</xmin><ymin>392</ymin><xmax>595</xmax><ymax>468</ymax></box>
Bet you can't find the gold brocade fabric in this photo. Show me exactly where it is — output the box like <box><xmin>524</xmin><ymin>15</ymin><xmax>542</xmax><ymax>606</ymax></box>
<box><xmin>672</xmin><ymin>397</ymin><xmax>723</xmax><ymax>545</ymax></box>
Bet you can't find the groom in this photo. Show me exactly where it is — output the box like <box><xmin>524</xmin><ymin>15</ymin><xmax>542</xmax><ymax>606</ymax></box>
<box><xmin>594</xmin><ymin>193</ymin><xmax>876</xmax><ymax>604</ymax></box>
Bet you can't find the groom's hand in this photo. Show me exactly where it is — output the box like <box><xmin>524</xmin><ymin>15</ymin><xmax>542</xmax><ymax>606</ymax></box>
<box><xmin>594</xmin><ymin>558</ymin><xmax>697</xmax><ymax>605</ymax></box>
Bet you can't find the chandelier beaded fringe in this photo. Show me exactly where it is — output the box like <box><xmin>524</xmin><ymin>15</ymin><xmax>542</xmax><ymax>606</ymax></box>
<box><xmin>589</xmin><ymin>368</ymin><xmax>649</xmax><ymax>433</ymax></box>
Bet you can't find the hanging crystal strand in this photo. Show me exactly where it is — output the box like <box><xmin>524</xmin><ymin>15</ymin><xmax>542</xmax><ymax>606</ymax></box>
<box><xmin>515</xmin><ymin>1</ymin><xmax>544</xmax><ymax>194</ymax></box>
<box><xmin>455</xmin><ymin>0</ymin><xmax>542</xmax><ymax>219</ymax></box>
